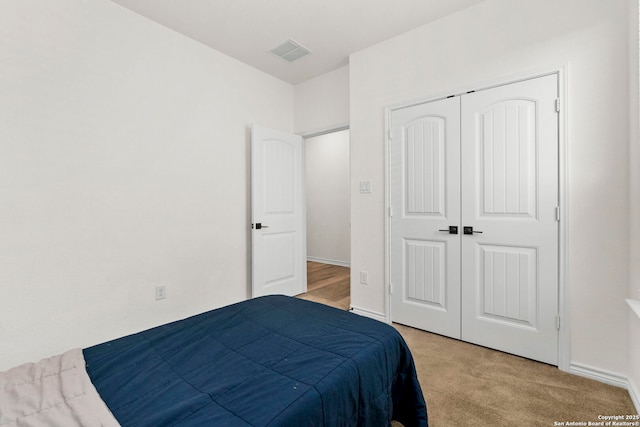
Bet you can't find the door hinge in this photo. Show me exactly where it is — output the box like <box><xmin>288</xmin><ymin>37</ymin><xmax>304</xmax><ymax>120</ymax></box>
<box><xmin>388</xmin><ymin>129</ymin><xmax>393</xmax><ymax>141</ymax></box>
<box><xmin>555</xmin><ymin>315</ymin><xmax>561</xmax><ymax>330</ymax></box>
<box><xmin>555</xmin><ymin>98</ymin><xmax>561</xmax><ymax>113</ymax></box>
<box><xmin>389</xmin><ymin>283</ymin><xmax>393</xmax><ymax>295</ymax></box>
<box><xmin>389</xmin><ymin>206</ymin><xmax>393</xmax><ymax>217</ymax></box>
<box><xmin>555</xmin><ymin>206</ymin><xmax>561</xmax><ymax>221</ymax></box>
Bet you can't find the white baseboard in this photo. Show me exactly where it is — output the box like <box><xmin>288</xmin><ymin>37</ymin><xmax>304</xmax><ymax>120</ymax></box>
<box><xmin>307</xmin><ymin>256</ymin><xmax>350</xmax><ymax>268</ymax></box>
<box><xmin>570</xmin><ymin>363</ymin><xmax>640</xmax><ymax>413</ymax></box>
<box><xmin>629</xmin><ymin>377</ymin><xmax>640</xmax><ymax>415</ymax></box>
<box><xmin>569</xmin><ymin>362</ymin><xmax>629</xmax><ymax>389</ymax></box>
<box><xmin>349</xmin><ymin>305</ymin><xmax>386</xmax><ymax>323</ymax></box>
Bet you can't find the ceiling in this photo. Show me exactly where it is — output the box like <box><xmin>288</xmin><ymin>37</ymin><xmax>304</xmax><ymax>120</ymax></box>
<box><xmin>109</xmin><ymin>0</ymin><xmax>485</xmax><ymax>84</ymax></box>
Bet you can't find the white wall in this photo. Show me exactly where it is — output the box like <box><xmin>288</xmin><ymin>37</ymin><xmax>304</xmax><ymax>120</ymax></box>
<box><xmin>305</xmin><ymin>130</ymin><xmax>350</xmax><ymax>266</ymax></box>
<box><xmin>628</xmin><ymin>0</ymin><xmax>640</xmax><ymax>410</ymax></box>
<box><xmin>294</xmin><ymin>65</ymin><xmax>349</xmax><ymax>135</ymax></box>
<box><xmin>0</xmin><ymin>0</ymin><xmax>293</xmax><ymax>371</ymax></box>
<box><xmin>349</xmin><ymin>0</ymin><xmax>630</xmax><ymax>377</ymax></box>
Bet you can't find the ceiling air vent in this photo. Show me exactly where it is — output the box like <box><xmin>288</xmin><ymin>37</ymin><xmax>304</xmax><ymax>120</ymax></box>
<box><xmin>270</xmin><ymin>39</ymin><xmax>311</xmax><ymax>62</ymax></box>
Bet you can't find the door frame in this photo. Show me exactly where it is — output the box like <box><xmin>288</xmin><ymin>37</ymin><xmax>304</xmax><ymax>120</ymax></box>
<box><xmin>384</xmin><ymin>65</ymin><xmax>570</xmax><ymax>372</ymax></box>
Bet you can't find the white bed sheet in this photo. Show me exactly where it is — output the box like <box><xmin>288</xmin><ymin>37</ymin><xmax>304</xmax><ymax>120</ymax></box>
<box><xmin>0</xmin><ymin>348</ymin><xmax>120</xmax><ymax>427</ymax></box>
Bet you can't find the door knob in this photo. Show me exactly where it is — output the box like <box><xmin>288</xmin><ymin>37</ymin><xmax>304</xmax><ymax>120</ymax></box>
<box><xmin>438</xmin><ymin>226</ymin><xmax>458</xmax><ymax>234</ymax></box>
<box><xmin>463</xmin><ymin>226</ymin><xmax>482</xmax><ymax>235</ymax></box>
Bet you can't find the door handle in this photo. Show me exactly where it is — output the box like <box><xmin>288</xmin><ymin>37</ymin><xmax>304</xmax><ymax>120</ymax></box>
<box><xmin>463</xmin><ymin>226</ymin><xmax>483</xmax><ymax>235</ymax></box>
<box><xmin>438</xmin><ymin>226</ymin><xmax>458</xmax><ymax>234</ymax></box>
<box><xmin>254</xmin><ymin>223</ymin><xmax>269</xmax><ymax>230</ymax></box>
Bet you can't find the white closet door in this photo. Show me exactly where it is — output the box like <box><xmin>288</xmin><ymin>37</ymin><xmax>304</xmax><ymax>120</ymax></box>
<box><xmin>460</xmin><ymin>74</ymin><xmax>559</xmax><ymax>365</ymax></box>
<box><xmin>389</xmin><ymin>74</ymin><xmax>560</xmax><ymax>365</ymax></box>
<box><xmin>390</xmin><ymin>96</ymin><xmax>461</xmax><ymax>338</ymax></box>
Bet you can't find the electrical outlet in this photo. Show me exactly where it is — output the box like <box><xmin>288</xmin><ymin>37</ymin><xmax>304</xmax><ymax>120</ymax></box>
<box><xmin>155</xmin><ymin>285</ymin><xmax>166</xmax><ymax>300</ymax></box>
<box><xmin>360</xmin><ymin>271</ymin><xmax>368</xmax><ymax>285</ymax></box>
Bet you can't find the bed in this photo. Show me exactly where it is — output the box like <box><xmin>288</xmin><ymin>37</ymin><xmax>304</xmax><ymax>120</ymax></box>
<box><xmin>1</xmin><ymin>295</ymin><xmax>427</xmax><ymax>426</ymax></box>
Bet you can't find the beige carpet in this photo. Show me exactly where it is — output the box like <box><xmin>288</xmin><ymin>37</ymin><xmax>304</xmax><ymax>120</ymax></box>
<box><xmin>299</xmin><ymin>262</ymin><xmax>637</xmax><ymax>427</ymax></box>
<box><xmin>394</xmin><ymin>323</ymin><xmax>636</xmax><ymax>426</ymax></box>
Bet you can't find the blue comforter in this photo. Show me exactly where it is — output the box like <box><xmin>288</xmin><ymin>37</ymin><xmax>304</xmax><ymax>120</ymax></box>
<box><xmin>84</xmin><ymin>295</ymin><xmax>427</xmax><ymax>426</ymax></box>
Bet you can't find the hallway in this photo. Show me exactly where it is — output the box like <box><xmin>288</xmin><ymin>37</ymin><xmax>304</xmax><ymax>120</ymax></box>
<box><xmin>297</xmin><ymin>261</ymin><xmax>350</xmax><ymax>310</ymax></box>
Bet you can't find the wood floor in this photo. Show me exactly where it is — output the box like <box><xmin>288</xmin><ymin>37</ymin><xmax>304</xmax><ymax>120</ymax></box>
<box><xmin>297</xmin><ymin>261</ymin><xmax>350</xmax><ymax>310</ymax></box>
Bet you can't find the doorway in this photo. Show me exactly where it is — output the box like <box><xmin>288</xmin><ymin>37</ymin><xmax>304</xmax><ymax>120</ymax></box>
<box><xmin>303</xmin><ymin>128</ymin><xmax>351</xmax><ymax>308</ymax></box>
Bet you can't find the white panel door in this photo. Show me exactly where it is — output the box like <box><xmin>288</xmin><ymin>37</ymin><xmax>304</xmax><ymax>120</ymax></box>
<box><xmin>389</xmin><ymin>74</ymin><xmax>560</xmax><ymax>365</ymax></box>
<box><xmin>460</xmin><ymin>75</ymin><xmax>559</xmax><ymax>364</ymax></box>
<box><xmin>390</xmin><ymin>97</ymin><xmax>461</xmax><ymax>338</ymax></box>
<box><xmin>252</xmin><ymin>125</ymin><xmax>306</xmax><ymax>297</ymax></box>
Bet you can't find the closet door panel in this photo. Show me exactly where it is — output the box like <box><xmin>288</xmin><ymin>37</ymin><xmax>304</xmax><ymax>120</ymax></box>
<box><xmin>460</xmin><ymin>74</ymin><xmax>559</xmax><ymax>365</ymax></box>
<box><xmin>390</xmin><ymin>97</ymin><xmax>461</xmax><ymax>339</ymax></box>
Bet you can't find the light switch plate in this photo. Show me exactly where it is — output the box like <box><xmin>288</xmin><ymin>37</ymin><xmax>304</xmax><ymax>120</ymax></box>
<box><xmin>359</xmin><ymin>181</ymin><xmax>372</xmax><ymax>194</ymax></box>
